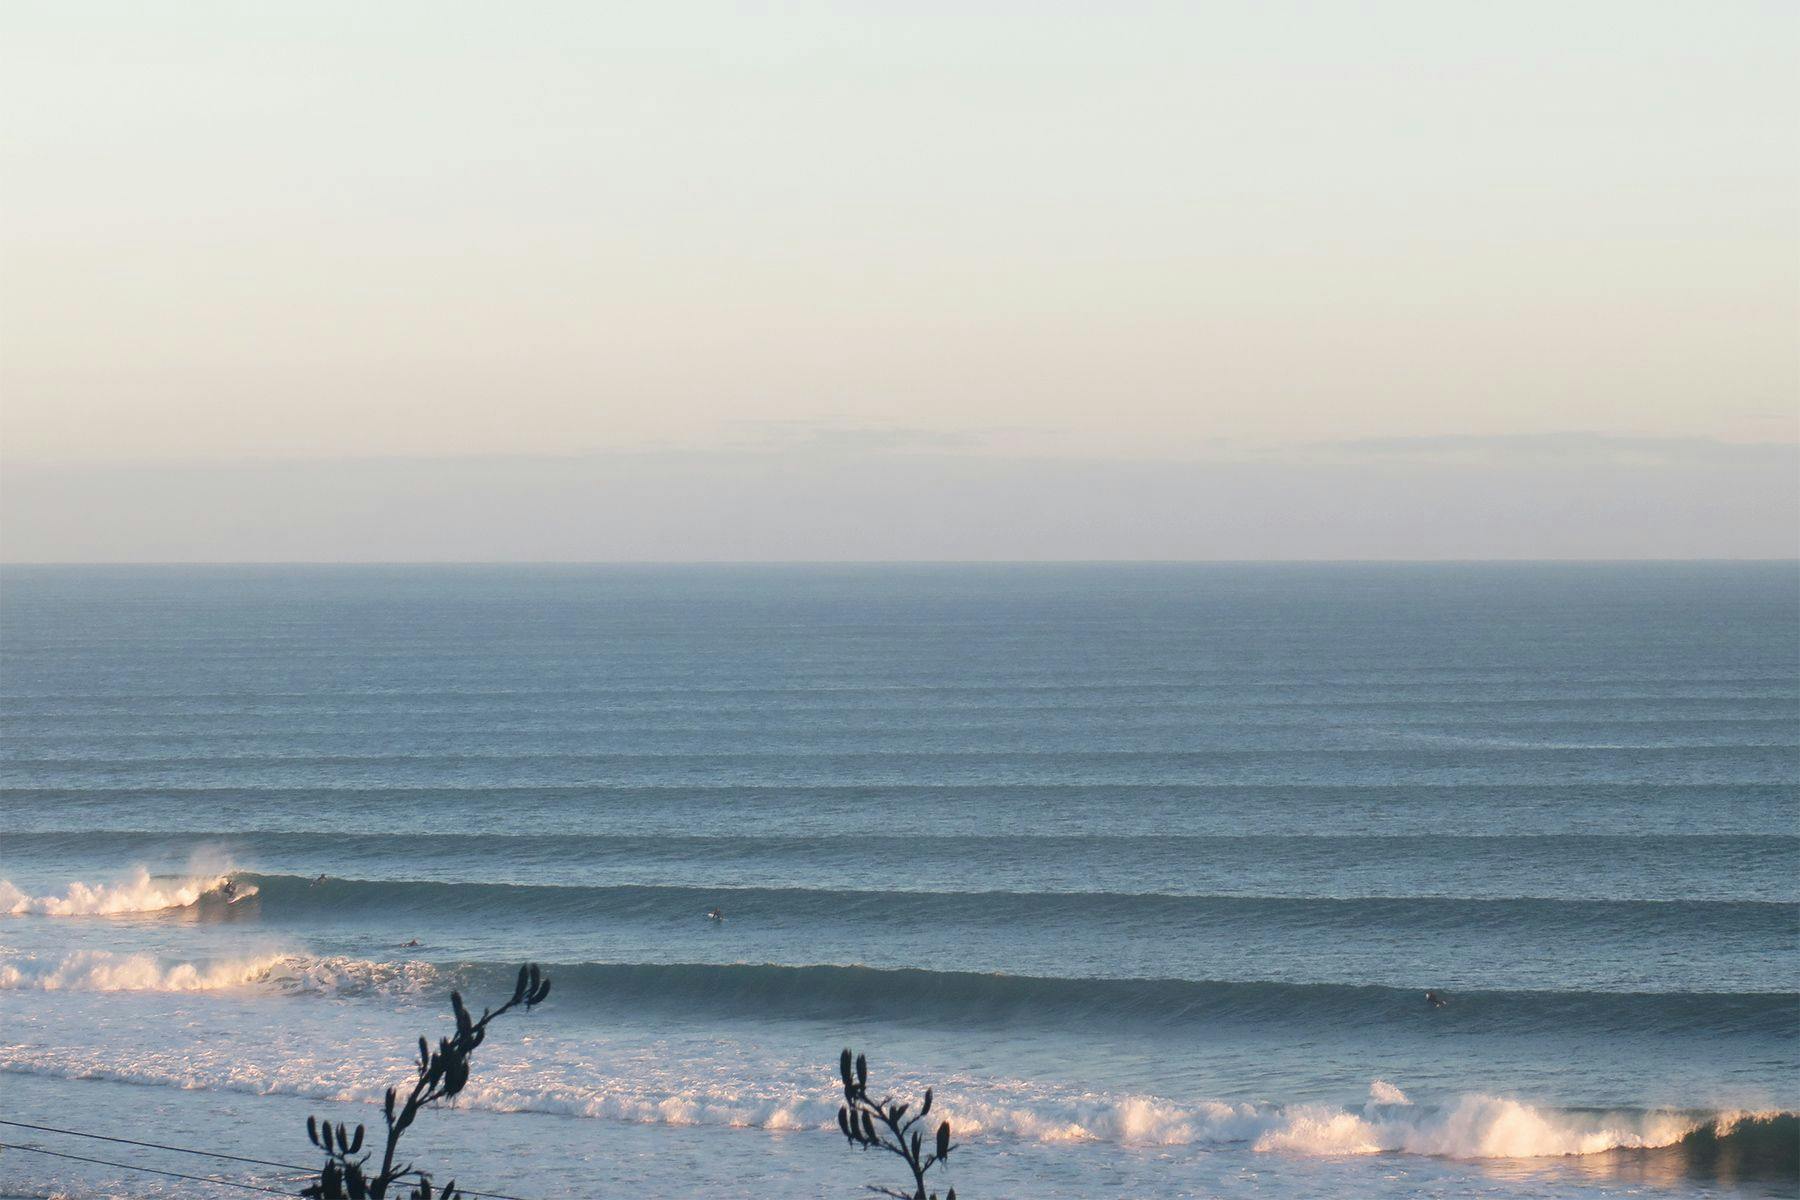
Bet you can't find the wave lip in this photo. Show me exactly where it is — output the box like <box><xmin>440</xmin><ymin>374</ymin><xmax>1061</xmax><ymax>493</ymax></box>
<box><xmin>0</xmin><ymin>867</ymin><xmax>237</xmax><ymax>916</ymax></box>
<box><xmin>1257</xmin><ymin>1085</ymin><xmax>1698</xmax><ymax>1157</ymax></box>
<box><xmin>1658</xmin><ymin>1111</ymin><xmax>1800</xmax><ymax>1180</ymax></box>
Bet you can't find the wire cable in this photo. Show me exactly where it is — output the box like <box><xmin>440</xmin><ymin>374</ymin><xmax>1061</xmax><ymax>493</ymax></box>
<box><xmin>0</xmin><ymin>1118</ymin><xmax>312</xmax><ymax>1174</ymax></box>
<box><xmin>0</xmin><ymin>1142</ymin><xmax>301</xmax><ymax>1197</ymax></box>
<box><xmin>0</xmin><ymin>1118</ymin><xmax>543</xmax><ymax>1200</ymax></box>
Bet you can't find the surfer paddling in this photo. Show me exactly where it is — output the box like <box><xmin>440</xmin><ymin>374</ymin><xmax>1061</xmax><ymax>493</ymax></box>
<box><xmin>706</xmin><ymin>907</ymin><xmax>725</xmax><ymax>922</ymax></box>
<box><xmin>1425</xmin><ymin>990</ymin><xmax>1448</xmax><ymax>1009</ymax></box>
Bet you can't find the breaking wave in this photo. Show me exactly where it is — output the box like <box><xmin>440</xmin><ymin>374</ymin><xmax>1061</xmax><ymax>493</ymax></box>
<box><xmin>0</xmin><ymin>1037</ymin><xmax>1790</xmax><ymax>1168</ymax></box>
<box><xmin>9</xmin><ymin>829</ymin><xmax>1794</xmax><ymax>904</ymax></box>
<box><xmin>0</xmin><ymin>949</ymin><xmax>440</xmax><ymax>995</ymax></box>
<box><xmin>0</xmin><ymin>867</ymin><xmax>245</xmax><ymax>916</ymax></box>
<box><xmin>0</xmin><ymin>949</ymin><xmax>286</xmax><ymax>992</ymax></box>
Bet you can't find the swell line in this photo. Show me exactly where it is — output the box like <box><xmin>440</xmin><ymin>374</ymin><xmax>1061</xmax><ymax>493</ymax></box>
<box><xmin>394</xmin><ymin>959</ymin><xmax>1800</xmax><ymax>1039</ymax></box>
<box><xmin>187</xmin><ymin>876</ymin><xmax>1798</xmax><ymax>947</ymax></box>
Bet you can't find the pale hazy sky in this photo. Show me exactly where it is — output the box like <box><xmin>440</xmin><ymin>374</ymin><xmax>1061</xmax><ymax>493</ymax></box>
<box><xmin>1</xmin><ymin>1</ymin><xmax>1795</xmax><ymax>560</ymax></box>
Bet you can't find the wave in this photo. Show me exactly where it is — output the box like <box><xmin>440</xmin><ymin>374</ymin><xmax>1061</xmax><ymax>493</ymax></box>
<box><xmin>0</xmin><ymin>1032</ymin><xmax>1790</xmax><ymax>1170</ymax></box>
<box><xmin>6</xmin><ymin>783</ymin><xmax>1792</xmax><ymax>842</ymax></box>
<box><xmin>9</xmin><ymin>834</ymin><xmax>1794</xmax><ymax>914</ymax></box>
<box><xmin>227</xmin><ymin>874</ymin><xmax>1796</xmax><ymax>942</ymax></box>
<box><xmin>13</xmin><ymin>829</ymin><xmax>1796</xmax><ymax>851</ymax></box>
<box><xmin>444</xmin><ymin>959</ymin><xmax>1799</xmax><ymax>1038</ymax></box>
<box><xmin>0</xmin><ymin>949</ymin><xmax>287</xmax><ymax>991</ymax></box>
<box><xmin>1236</xmin><ymin>1089</ymin><xmax>1797</xmax><ymax>1168</ymax></box>
<box><xmin>6</xmin><ymin>948</ymin><xmax>1789</xmax><ymax>1038</ymax></box>
<box><xmin>0</xmin><ymin>866</ymin><xmax>242</xmax><ymax>916</ymax></box>
<box><xmin>1658</xmin><ymin>1109</ymin><xmax>1800</xmax><ymax>1179</ymax></box>
<box><xmin>10</xmin><ymin>781</ymin><xmax>1788</xmax><ymax>796</ymax></box>
<box><xmin>0</xmin><ymin>949</ymin><xmax>440</xmax><ymax>995</ymax></box>
<box><xmin>335</xmin><ymin>1083</ymin><xmax>1787</xmax><ymax>1166</ymax></box>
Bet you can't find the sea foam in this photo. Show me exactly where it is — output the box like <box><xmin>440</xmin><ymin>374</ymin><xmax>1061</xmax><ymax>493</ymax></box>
<box><xmin>0</xmin><ymin>1027</ymin><xmax>1764</xmax><ymax>1164</ymax></box>
<box><xmin>0</xmin><ymin>949</ymin><xmax>286</xmax><ymax>992</ymax></box>
<box><xmin>0</xmin><ymin>950</ymin><xmax>438</xmax><ymax>995</ymax></box>
<box><xmin>0</xmin><ymin>866</ymin><xmax>238</xmax><ymax>916</ymax></box>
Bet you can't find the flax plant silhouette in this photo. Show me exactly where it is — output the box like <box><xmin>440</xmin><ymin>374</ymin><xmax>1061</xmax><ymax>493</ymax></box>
<box><xmin>301</xmin><ymin>965</ymin><xmax>552</xmax><ymax>1199</ymax></box>
<box><xmin>836</xmin><ymin>1048</ymin><xmax>957</xmax><ymax>1200</ymax></box>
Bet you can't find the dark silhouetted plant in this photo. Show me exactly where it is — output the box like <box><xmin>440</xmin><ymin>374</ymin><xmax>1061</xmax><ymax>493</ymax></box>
<box><xmin>836</xmin><ymin>1048</ymin><xmax>957</xmax><ymax>1200</ymax></box>
<box><xmin>301</xmin><ymin>964</ymin><xmax>552</xmax><ymax>1200</ymax></box>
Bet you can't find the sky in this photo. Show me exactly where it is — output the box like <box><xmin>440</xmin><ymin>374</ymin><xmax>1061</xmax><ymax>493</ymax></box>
<box><xmin>1</xmin><ymin>0</ymin><xmax>1795</xmax><ymax>561</ymax></box>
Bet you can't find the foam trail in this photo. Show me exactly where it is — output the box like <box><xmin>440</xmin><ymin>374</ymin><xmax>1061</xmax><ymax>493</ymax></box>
<box><xmin>0</xmin><ymin>950</ymin><xmax>285</xmax><ymax>992</ymax></box>
<box><xmin>0</xmin><ymin>950</ymin><xmax>440</xmax><ymax>995</ymax></box>
<box><xmin>0</xmin><ymin>866</ymin><xmax>239</xmax><ymax>915</ymax></box>
<box><xmin>0</xmin><ymin>1035</ymin><xmax>1768</xmax><ymax>1163</ymax></box>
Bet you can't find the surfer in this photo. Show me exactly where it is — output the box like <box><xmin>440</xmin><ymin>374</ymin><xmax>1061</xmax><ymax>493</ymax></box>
<box><xmin>1425</xmin><ymin>990</ymin><xmax>1447</xmax><ymax>1008</ymax></box>
<box><xmin>216</xmin><ymin>877</ymin><xmax>238</xmax><ymax>902</ymax></box>
<box><xmin>311</xmin><ymin>874</ymin><xmax>327</xmax><ymax>887</ymax></box>
<box><xmin>706</xmin><ymin>907</ymin><xmax>725</xmax><ymax>922</ymax></box>
<box><xmin>401</xmin><ymin>938</ymin><xmax>422</xmax><ymax>948</ymax></box>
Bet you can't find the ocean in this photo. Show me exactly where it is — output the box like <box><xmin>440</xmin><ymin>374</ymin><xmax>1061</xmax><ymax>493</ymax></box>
<box><xmin>1</xmin><ymin>563</ymin><xmax>1794</xmax><ymax>1199</ymax></box>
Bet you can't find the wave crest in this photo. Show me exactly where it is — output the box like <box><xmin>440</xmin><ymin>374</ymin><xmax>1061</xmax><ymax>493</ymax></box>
<box><xmin>0</xmin><ymin>866</ymin><xmax>239</xmax><ymax>916</ymax></box>
<box><xmin>1249</xmin><ymin>1087</ymin><xmax>1697</xmax><ymax>1158</ymax></box>
<box><xmin>448</xmin><ymin>959</ymin><xmax>1796</xmax><ymax>1038</ymax></box>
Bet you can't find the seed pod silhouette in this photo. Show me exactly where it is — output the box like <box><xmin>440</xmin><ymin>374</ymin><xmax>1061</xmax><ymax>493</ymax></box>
<box><xmin>855</xmin><ymin>1053</ymin><xmax>868</xmax><ymax>1090</ymax></box>
<box><xmin>837</xmin><ymin>1107</ymin><xmax>852</xmax><ymax>1139</ymax></box>
<box><xmin>861</xmin><ymin>1110</ymin><xmax>877</xmax><ymax>1143</ymax></box>
<box><xmin>307</xmin><ymin>1115</ymin><xmax>319</xmax><ymax>1147</ymax></box>
<box><xmin>840</xmin><ymin>1048</ymin><xmax>855</xmax><ymax>1091</ymax></box>
<box><xmin>920</xmin><ymin>1088</ymin><xmax>932</xmax><ymax>1119</ymax></box>
<box><xmin>451</xmin><ymin>993</ymin><xmax>473</xmax><ymax>1039</ymax></box>
<box><xmin>911</xmin><ymin>1129</ymin><xmax>922</xmax><ymax>1161</ymax></box>
<box><xmin>936</xmin><ymin>1121</ymin><xmax>951</xmax><ymax>1160</ymax></box>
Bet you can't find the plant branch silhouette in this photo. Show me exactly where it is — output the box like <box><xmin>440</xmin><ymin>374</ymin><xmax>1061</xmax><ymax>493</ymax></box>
<box><xmin>302</xmin><ymin>964</ymin><xmax>552</xmax><ymax>1200</ymax></box>
<box><xmin>836</xmin><ymin>1048</ymin><xmax>957</xmax><ymax>1200</ymax></box>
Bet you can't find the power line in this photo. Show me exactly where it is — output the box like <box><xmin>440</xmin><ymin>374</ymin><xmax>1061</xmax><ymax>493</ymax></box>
<box><xmin>0</xmin><ymin>1142</ymin><xmax>302</xmax><ymax>1197</ymax></box>
<box><xmin>0</xmin><ymin>1118</ymin><xmax>544</xmax><ymax>1200</ymax></box>
<box><xmin>0</xmin><ymin>1118</ymin><xmax>311</xmax><ymax>1174</ymax></box>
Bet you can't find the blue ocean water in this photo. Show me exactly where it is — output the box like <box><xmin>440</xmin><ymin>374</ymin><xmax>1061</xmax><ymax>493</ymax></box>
<box><xmin>1</xmin><ymin>563</ymin><xmax>1795</xmax><ymax>1199</ymax></box>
